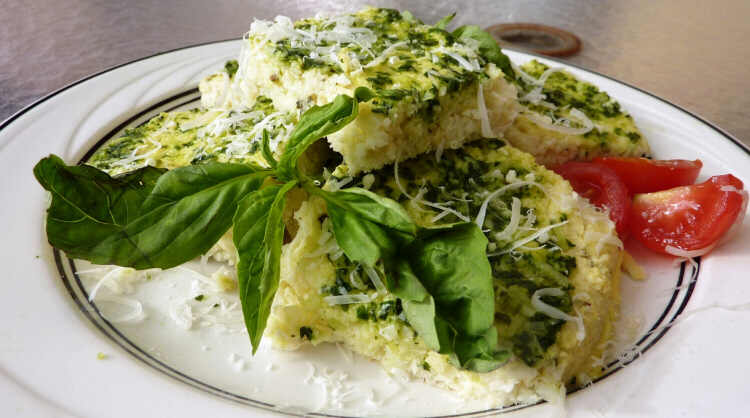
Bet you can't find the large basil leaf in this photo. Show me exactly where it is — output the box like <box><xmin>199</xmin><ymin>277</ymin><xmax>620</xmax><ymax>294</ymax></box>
<box><xmin>35</xmin><ymin>156</ymin><xmax>271</xmax><ymax>269</ymax></box>
<box><xmin>407</xmin><ymin>222</ymin><xmax>494</xmax><ymax>335</ymax></box>
<box><xmin>405</xmin><ymin>222</ymin><xmax>510</xmax><ymax>371</ymax></box>
<box><xmin>276</xmin><ymin>87</ymin><xmax>376</xmax><ymax>183</ymax></box>
<box><xmin>321</xmin><ymin>186</ymin><xmax>506</xmax><ymax>371</ymax></box>
<box><xmin>233</xmin><ymin>181</ymin><xmax>296</xmax><ymax>353</ymax></box>
<box><xmin>453</xmin><ymin>25</ymin><xmax>515</xmax><ymax>79</ymax></box>
<box><xmin>327</xmin><ymin>202</ymin><xmax>396</xmax><ymax>269</ymax></box>
<box><xmin>139</xmin><ymin>163</ymin><xmax>268</xmax><ymax>213</ymax></box>
<box><xmin>34</xmin><ymin>155</ymin><xmax>165</xmax><ymax>250</ymax></box>
<box><xmin>313</xmin><ymin>187</ymin><xmax>418</xmax><ymax>236</ymax></box>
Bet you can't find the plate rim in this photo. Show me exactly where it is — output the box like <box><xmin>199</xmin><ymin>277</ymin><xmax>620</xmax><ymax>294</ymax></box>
<box><xmin>2</xmin><ymin>39</ymin><xmax>746</xmax><ymax>417</ymax></box>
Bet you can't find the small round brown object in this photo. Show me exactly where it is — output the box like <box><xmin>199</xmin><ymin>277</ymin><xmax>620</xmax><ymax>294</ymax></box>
<box><xmin>485</xmin><ymin>23</ymin><xmax>583</xmax><ymax>57</ymax></box>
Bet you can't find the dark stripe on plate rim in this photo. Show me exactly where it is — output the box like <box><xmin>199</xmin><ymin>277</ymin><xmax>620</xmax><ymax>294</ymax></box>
<box><xmin>7</xmin><ymin>41</ymin><xmax>722</xmax><ymax>417</ymax></box>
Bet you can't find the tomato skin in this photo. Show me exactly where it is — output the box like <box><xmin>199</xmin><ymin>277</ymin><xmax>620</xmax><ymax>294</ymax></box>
<box><xmin>630</xmin><ymin>174</ymin><xmax>747</xmax><ymax>253</ymax></box>
<box><xmin>553</xmin><ymin>162</ymin><xmax>631</xmax><ymax>235</ymax></box>
<box><xmin>591</xmin><ymin>157</ymin><xmax>702</xmax><ymax>197</ymax></box>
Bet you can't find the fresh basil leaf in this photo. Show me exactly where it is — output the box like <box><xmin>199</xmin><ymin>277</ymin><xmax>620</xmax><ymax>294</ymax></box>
<box><xmin>386</xmin><ymin>223</ymin><xmax>509</xmax><ymax>371</ymax></box>
<box><xmin>404</xmin><ymin>222</ymin><xmax>510</xmax><ymax>371</ymax></box>
<box><xmin>92</xmin><ymin>164</ymin><xmax>270</xmax><ymax>269</ymax></box>
<box><xmin>261</xmin><ymin>129</ymin><xmax>277</xmax><ymax>171</ymax></box>
<box><xmin>435</xmin><ymin>316</ymin><xmax>512</xmax><ymax>373</ymax></box>
<box><xmin>387</xmin><ymin>258</ymin><xmax>428</xmax><ymax>300</ymax></box>
<box><xmin>34</xmin><ymin>155</ymin><xmax>165</xmax><ymax>250</ymax></box>
<box><xmin>37</xmin><ymin>157</ymin><xmax>270</xmax><ymax>269</ymax></box>
<box><xmin>139</xmin><ymin>163</ymin><xmax>269</xmax><ymax>213</ymax></box>
<box><xmin>233</xmin><ymin>181</ymin><xmax>296</xmax><ymax>353</ymax></box>
<box><xmin>406</xmin><ymin>222</ymin><xmax>494</xmax><ymax>336</ymax></box>
<box><xmin>434</xmin><ymin>13</ymin><xmax>455</xmax><ymax>30</ymax></box>
<box><xmin>320</xmin><ymin>186</ymin><xmax>505</xmax><ymax>370</ymax></box>
<box><xmin>327</xmin><ymin>201</ymin><xmax>396</xmax><ymax>268</ymax></box>
<box><xmin>315</xmin><ymin>182</ymin><xmax>504</xmax><ymax>369</ymax></box>
<box><xmin>311</xmin><ymin>186</ymin><xmax>418</xmax><ymax>236</ymax></box>
<box><xmin>276</xmin><ymin>87</ymin><xmax>376</xmax><ymax>183</ymax></box>
<box><xmin>453</xmin><ymin>25</ymin><xmax>515</xmax><ymax>79</ymax></box>
<box><xmin>388</xmin><ymin>259</ymin><xmax>440</xmax><ymax>351</ymax></box>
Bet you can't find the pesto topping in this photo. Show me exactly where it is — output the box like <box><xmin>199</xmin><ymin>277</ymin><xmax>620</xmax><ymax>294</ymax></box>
<box><xmin>355</xmin><ymin>300</ymin><xmax>402</xmax><ymax>322</ymax></box>
<box><xmin>299</xmin><ymin>326</ymin><xmax>314</xmax><ymax>341</ymax></box>
<box><xmin>327</xmin><ymin>141</ymin><xmax>577</xmax><ymax>366</ymax></box>
<box><xmin>317</xmin><ymin>225</ymin><xmax>404</xmax><ymax>322</ymax></box>
<box><xmin>246</xmin><ymin>7</ymin><xmax>492</xmax><ymax>115</ymax></box>
<box><xmin>89</xmin><ymin>96</ymin><xmax>291</xmax><ymax>176</ymax></box>
<box><xmin>513</xmin><ymin>60</ymin><xmax>647</xmax><ymax>149</ymax></box>
<box><xmin>224</xmin><ymin>60</ymin><xmax>239</xmax><ymax>78</ymax></box>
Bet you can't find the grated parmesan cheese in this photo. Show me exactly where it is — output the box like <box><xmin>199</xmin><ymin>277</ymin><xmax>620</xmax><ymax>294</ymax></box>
<box><xmin>325</xmin><ymin>294</ymin><xmax>371</xmax><ymax>305</ymax></box>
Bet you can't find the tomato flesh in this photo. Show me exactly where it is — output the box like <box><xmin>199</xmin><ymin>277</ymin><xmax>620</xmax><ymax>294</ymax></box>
<box><xmin>553</xmin><ymin>162</ymin><xmax>631</xmax><ymax>235</ymax></box>
<box><xmin>591</xmin><ymin>157</ymin><xmax>702</xmax><ymax>197</ymax></box>
<box><xmin>630</xmin><ymin>174</ymin><xmax>747</xmax><ymax>253</ymax></box>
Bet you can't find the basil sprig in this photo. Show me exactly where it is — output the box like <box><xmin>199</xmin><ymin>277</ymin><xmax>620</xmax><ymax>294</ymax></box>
<box><xmin>34</xmin><ymin>86</ymin><xmax>511</xmax><ymax>371</ymax></box>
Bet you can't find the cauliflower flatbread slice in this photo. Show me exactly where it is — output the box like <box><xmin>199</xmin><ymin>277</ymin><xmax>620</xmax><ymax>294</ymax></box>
<box><xmin>88</xmin><ymin>97</ymin><xmax>288</xmax><ymax>176</ymax></box>
<box><xmin>204</xmin><ymin>7</ymin><xmax>520</xmax><ymax>175</ymax></box>
<box><xmin>267</xmin><ymin>141</ymin><xmax>622</xmax><ymax>406</ymax></box>
<box><xmin>505</xmin><ymin>60</ymin><xmax>650</xmax><ymax>167</ymax></box>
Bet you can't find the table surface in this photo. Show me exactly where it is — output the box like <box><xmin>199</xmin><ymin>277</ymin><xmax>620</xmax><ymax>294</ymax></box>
<box><xmin>2</xmin><ymin>0</ymin><xmax>749</xmax><ymax>147</ymax></box>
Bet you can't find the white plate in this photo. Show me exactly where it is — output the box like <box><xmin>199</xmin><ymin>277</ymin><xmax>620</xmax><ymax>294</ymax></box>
<box><xmin>1</xmin><ymin>40</ymin><xmax>749</xmax><ymax>417</ymax></box>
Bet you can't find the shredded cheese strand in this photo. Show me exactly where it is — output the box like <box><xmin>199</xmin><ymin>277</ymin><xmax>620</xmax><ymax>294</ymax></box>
<box><xmin>363</xmin><ymin>41</ymin><xmax>408</xmax><ymax>68</ymax></box>
<box><xmin>510</xmin><ymin>61</ymin><xmax>540</xmax><ymax>86</ymax></box>
<box><xmin>531</xmin><ymin>288</ymin><xmax>576</xmax><ymax>321</ymax></box>
<box><xmin>477</xmin><ymin>83</ymin><xmax>494</xmax><ymax>138</ymax></box>
<box><xmin>364</xmin><ymin>266</ymin><xmax>387</xmax><ymax>295</ymax></box>
<box><xmin>349</xmin><ymin>267</ymin><xmax>368</xmax><ymax>290</ymax></box>
<box><xmin>325</xmin><ymin>294</ymin><xmax>371</xmax><ymax>305</ymax></box>
<box><xmin>179</xmin><ymin>110</ymin><xmax>220</xmax><ymax>131</ymax></box>
<box><xmin>95</xmin><ymin>294</ymin><xmax>143</xmax><ymax>323</ymax></box>
<box><xmin>521</xmin><ymin>109</ymin><xmax>594</xmax><ymax>135</ymax></box>
<box><xmin>444</xmin><ymin>51</ymin><xmax>480</xmax><ymax>72</ymax></box>
<box><xmin>488</xmin><ymin>221</ymin><xmax>569</xmax><ymax>256</ymax></box>
<box><xmin>475</xmin><ymin>181</ymin><xmax>549</xmax><ymax>229</ymax></box>
<box><xmin>494</xmin><ymin>197</ymin><xmax>522</xmax><ymax>241</ymax></box>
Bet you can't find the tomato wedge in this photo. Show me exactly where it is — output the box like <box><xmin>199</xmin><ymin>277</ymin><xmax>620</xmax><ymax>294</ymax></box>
<box><xmin>630</xmin><ymin>174</ymin><xmax>748</xmax><ymax>253</ymax></box>
<box><xmin>591</xmin><ymin>157</ymin><xmax>702</xmax><ymax>197</ymax></box>
<box><xmin>553</xmin><ymin>162</ymin><xmax>631</xmax><ymax>235</ymax></box>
